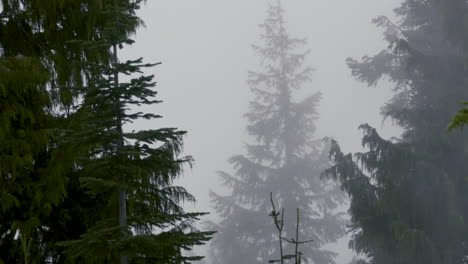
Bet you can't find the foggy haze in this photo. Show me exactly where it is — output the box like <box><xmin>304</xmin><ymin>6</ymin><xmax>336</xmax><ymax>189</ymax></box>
<box><xmin>82</xmin><ymin>1</ymin><xmax>402</xmax><ymax>263</ymax></box>
<box><xmin>5</xmin><ymin>0</ymin><xmax>468</xmax><ymax>263</ymax></box>
<box><xmin>118</xmin><ymin>1</ymin><xmax>404</xmax><ymax>263</ymax></box>
<box><xmin>125</xmin><ymin>0</ymin><xmax>400</xmax><ymax>203</ymax></box>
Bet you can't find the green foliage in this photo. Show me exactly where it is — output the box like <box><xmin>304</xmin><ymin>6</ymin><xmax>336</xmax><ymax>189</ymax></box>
<box><xmin>0</xmin><ymin>55</ymin><xmax>77</xmax><ymax>263</ymax></box>
<box><xmin>56</xmin><ymin>1</ymin><xmax>213</xmax><ymax>262</ymax></box>
<box><xmin>0</xmin><ymin>1</ymin><xmax>148</xmax><ymax>262</ymax></box>
<box><xmin>0</xmin><ymin>0</ymin><xmax>212</xmax><ymax>263</ymax></box>
<box><xmin>448</xmin><ymin>102</ymin><xmax>468</xmax><ymax>130</ymax></box>
<box><xmin>208</xmin><ymin>2</ymin><xmax>346</xmax><ymax>264</ymax></box>
<box><xmin>323</xmin><ymin>1</ymin><xmax>468</xmax><ymax>263</ymax></box>
<box><xmin>0</xmin><ymin>0</ymin><xmax>144</xmax><ymax>108</ymax></box>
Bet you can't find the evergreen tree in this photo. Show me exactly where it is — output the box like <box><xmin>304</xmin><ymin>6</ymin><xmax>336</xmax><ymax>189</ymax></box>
<box><xmin>426</xmin><ymin>0</ymin><xmax>468</xmax><ymax>130</ymax></box>
<box><xmin>0</xmin><ymin>55</ymin><xmax>73</xmax><ymax>264</ymax></box>
<box><xmin>1</xmin><ymin>0</ymin><xmax>213</xmax><ymax>263</ymax></box>
<box><xmin>208</xmin><ymin>2</ymin><xmax>346</xmax><ymax>263</ymax></box>
<box><xmin>57</xmin><ymin>1</ymin><xmax>213</xmax><ymax>263</ymax></box>
<box><xmin>0</xmin><ymin>0</ymin><xmax>123</xmax><ymax>262</ymax></box>
<box><xmin>323</xmin><ymin>1</ymin><xmax>468</xmax><ymax>263</ymax></box>
<box><xmin>0</xmin><ymin>0</ymin><xmax>134</xmax><ymax>108</ymax></box>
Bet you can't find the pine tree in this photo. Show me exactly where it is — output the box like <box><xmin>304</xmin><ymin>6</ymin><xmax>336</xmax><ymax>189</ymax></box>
<box><xmin>57</xmin><ymin>1</ymin><xmax>213</xmax><ymax>263</ymax></box>
<box><xmin>0</xmin><ymin>0</ymin><xmax>152</xmax><ymax>262</ymax></box>
<box><xmin>427</xmin><ymin>0</ymin><xmax>468</xmax><ymax>130</ymax></box>
<box><xmin>323</xmin><ymin>1</ymin><xmax>468</xmax><ymax>263</ymax></box>
<box><xmin>0</xmin><ymin>0</ymin><xmax>134</xmax><ymax>108</ymax></box>
<box><xmin>0</xmin><ymin>55</ymin><xmax>70</xmax><ymax>264</ymax></box>
<box><xmin>208</xmin><ymin>2</ymin><xmax>346</xmax><ymax>263</ymax></box>
<box><xmin>1</xmin><ymin>0</ymin><xmax>213</xmax><ymax>263</ymax></box>
<box><xmin>0</xmin><ymin>1</ymin><xmax>152</xmax><ymax>262</ymax></box>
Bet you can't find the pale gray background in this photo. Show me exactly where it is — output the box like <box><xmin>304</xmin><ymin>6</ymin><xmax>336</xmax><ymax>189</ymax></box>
<box><xmin>122</xmin><ymin>1</ymin><xmax>403</xmax><ymax>262</ymax></box>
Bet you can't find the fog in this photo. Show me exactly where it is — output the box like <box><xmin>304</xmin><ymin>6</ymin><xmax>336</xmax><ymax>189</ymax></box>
<box><xmin>5</xmin><ymin>0</ymin><xmax>468</xmax><ymax>263</ymax></box>
<box><xmin>122</xmin><ymin>0</ymin><xmax>404</xmax><ymax>263</ymax></box>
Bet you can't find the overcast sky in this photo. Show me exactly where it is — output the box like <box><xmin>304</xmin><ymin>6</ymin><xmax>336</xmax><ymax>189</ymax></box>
<box><xmin>122</xmin><ymin>1</ymin><xmax>403</xmax><ymax>262</ymax></box>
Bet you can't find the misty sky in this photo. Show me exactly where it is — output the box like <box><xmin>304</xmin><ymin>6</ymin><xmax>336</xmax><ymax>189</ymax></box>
<box><xmin>122</xmin><ymin>1</ymin><xmax>403</xmax><ymax>262</ymax></box>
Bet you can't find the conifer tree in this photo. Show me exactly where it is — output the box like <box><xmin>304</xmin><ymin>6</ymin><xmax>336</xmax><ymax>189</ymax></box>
<box><xmin>0</xmin><ymin>1</ymin><xmax>146</xmax><ymax>262</ymax></box>
<box><xmin>323</xmin><ymin>1</ymin><xmax>468</xmax><ymax>263</ymax></box>
<box><xmin>427</xmin><ymin>0</ymin><xmax>468</xmax><ymax>130</ymax></box>
<box><xmin>208</xmin><ymin>2</ymin><xmax>346</xmax><ymax>263</ymax></box>
<box><xmin>58</xmin><ymin>1</ymin><xmax>213</xmax><ymax>263</ymax></box>
<box><xmin>0</xmin><ymin>55</ymin><xmax>72</xmax><ymax>264</ymax></box>
<box><xmin>0</xmin><ymin>0</ymin><xmax>135</xmax><ymax>108</ymax></box>
<box><xmin>1</xmin><ymin>2</ymin><xmax>101</xmax><ymax>263</ymax></box>
<box><xmin>1</xmin><ymin>0</ymin><xmax>212</xmax><ymax>262</ymax></box>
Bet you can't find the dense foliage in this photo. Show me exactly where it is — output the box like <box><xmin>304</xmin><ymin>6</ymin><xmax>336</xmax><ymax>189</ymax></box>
<box><xmin>58</xmin><ymin>1</ymin><xmax>213</xmax><ymax>262</ymax></box>
<box><xmin>208</xmin><ymin>2</ymin><xmax>346</xmax><ymax>263</ymax></box>
<box><xmin>427</xmin><ymin>0</ymin><xmax>468</xmax><ymax>130</ymax></box>
<box><xmin>0</xmin><ymin>0</ymin><xmax>124</xmax><ymax>262</ymax></box>
<box><xmin>323</xmin><ymin>1</ymin><xmax>468</xmax><ymax>263</ymax></box>
<box><xmin>0</xmin><ymin>0</ymin><xmax>212</xmax><ymax>263</ymax></box>
<box><xmin>0</xmin><ymin>0</ymin><xmax>133</xmax><ymax>107</ymax></box>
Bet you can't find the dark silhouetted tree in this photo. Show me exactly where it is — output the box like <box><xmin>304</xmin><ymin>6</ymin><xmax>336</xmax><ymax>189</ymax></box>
<box><xmin>0</xmin><ymin>0</ymin><xmax>140</xmax><ymax>262</ymax></box>
<box><xmin>57</xmin><ymin>1</ymin><xmax>213</xmax><ymax>263</ymax></box>
<box><xmin>0</xmin><ymin>0</ymin><xmax>213</xmax><ymax>263</ymax></box>
<box><xmin>424</xmin><ymin>0</ymin><xmax>468</xmax><ymax>130</ymax></box>
<box><xmin>323</xmin><ymin>1</ymin><xmax>468</xmax><ymax>263</ymax></box>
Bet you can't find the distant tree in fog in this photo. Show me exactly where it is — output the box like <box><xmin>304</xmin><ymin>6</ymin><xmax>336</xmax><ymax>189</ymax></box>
<box><xmin>323</xmin><ymin>1</ymin><xmax>468</xmax><ymax>263</ymax></box>
<box><xmin>207</xmin><ymin>1</ymin><xmax>346</xmax><ymax>263</ymax></box>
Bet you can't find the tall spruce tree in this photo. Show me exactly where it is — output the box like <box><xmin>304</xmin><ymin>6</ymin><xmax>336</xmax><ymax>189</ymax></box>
<box><xmin>1</xmin><ymin>0</ymin><xmax>213</xmax><ymax>263</ymax></box>
<box><xmin>0</xmin><ymin>0</ymin><xmax>132</xmax><ymax>262</ymax></box>
<box><xmin>425</xmin><ymin>0</ymin><xmax>468</xmax><ymax>130</ymax></box>
<box><xmin>208</xmin><ymin>2</ymin><xmax>346</xmax><ymax>263</ymax></box>
<box><xmin>0</xmin><ymin>0</ymin><xmax>136</xmax><ymax>108</ymax></box>
<box><xmin>0</xmin><ymin>55</ymin><xmax>70</xmax><ymax>264</ymax></box>
<box><xmin>57</xmin><ymin>1</ymin><xmax>213</xmax><ymax>263</ymax></box>
<box><xmin>323</xmin><ymin>1</ymin><xmax>468</xmax><ymax>263</ymax></box>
